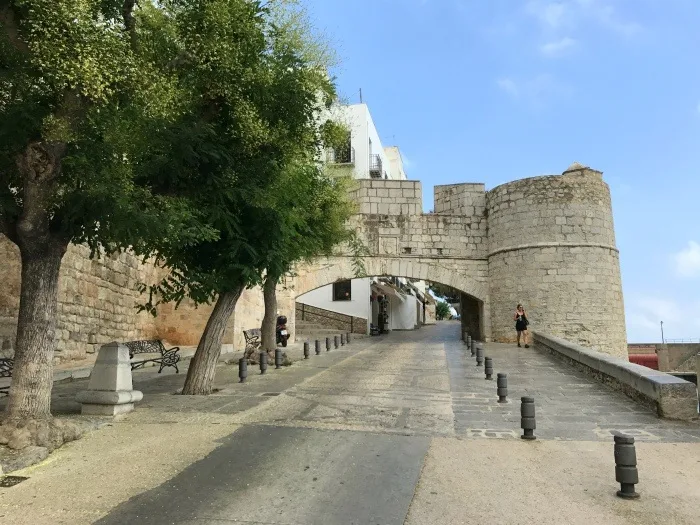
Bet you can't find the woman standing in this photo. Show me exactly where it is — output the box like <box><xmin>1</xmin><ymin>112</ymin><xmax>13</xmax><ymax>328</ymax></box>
<box><xmin>514</xmin><ymin>304</ymin><xmax>530</xmax><ymax>348</ymax></box>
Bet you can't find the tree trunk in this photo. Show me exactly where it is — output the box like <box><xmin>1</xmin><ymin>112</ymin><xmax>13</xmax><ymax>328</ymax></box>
<box><xmin>4</xmin><ymin>246</ymin><xmax>66</xmax><ymax>422</ymax></box>
<box><xmin>260</xmin><ymin>274</ymin><xmax>278</xmax><ymax>352</ymax></box>
<box><xmin>181</xmin><ymin>286</ymin><xmax>244</xmax><ymax>395</ymax></box>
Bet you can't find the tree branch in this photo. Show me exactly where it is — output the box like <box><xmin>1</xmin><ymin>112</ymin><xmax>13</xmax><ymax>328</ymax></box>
<box><xmin>122</xmin><ymin>0</ymin><xmax>138</xmax><ymax>50</ymax></box>
<box><xmin>0</xmin><ymin>2</ymin><xmax>29</xmax><ymax>53</ymax></box>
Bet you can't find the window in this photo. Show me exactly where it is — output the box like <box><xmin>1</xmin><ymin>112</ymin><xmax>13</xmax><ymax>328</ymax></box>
<box><xmin>333</xmin><ymin>280</ymin><xmax>352</xmax><ymax>301</ymax></box>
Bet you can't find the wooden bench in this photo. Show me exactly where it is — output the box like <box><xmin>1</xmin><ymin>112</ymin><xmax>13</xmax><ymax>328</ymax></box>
<box><xmin>0</xmin><ymin>358</ymin><xmax>13</xmax><ymax>396</ymax></box>
<box><xmin>243</xmin><ymin>329</ymin><xmax>262</xmax><ymax>353</ymax></box>
<box><xmin>124</xmin><ymin>340</ymin><xmax>181</xmax><ymax>374</ymax></box>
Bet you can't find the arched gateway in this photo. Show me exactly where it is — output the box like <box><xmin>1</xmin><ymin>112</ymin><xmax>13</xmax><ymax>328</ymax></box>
<box><xmin>281</xmin><ymin>163</ymin><xmax>627</xmax><ymax>358</ymax></box>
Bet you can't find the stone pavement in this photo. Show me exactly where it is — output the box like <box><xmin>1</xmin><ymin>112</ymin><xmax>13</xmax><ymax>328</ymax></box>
<box><xmin>1</xmin><ymin>323</ymin><xmax>698</xmax><ymax>525</ymax></box>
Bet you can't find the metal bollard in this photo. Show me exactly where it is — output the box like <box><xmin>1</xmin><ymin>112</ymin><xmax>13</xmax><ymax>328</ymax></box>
<box><xmin>614</xmin><ymin>433</ymin><xmax>640</xmax><ymax>499</ymax></box>
<box><xmin>326</xmin><ymin>337</ymin><xmax>331</xmax><ymax>351</ymax></box>
<box><xmin>484</xmin><ymin>357</ymin><xmax>493</xmax><ymax>380</ymax></box>
<box><xmin>346</xmin><ymin>332</ymin><xmax>351</xmax><ymax>344</ymax></box>
<box><xmin>260</xmin><ymin>352</ymin><xmax>268</xmax><ymax>375</ymax></box>
<box><xmin>334</xmin><ymin>335</ymin><xmax>339</xmax><ymax>349</ymax></box>
<box><xmin>467</xmin><ymin>335</ymin><xmax>472</xmax><ymax>350</ymax></box>
<box><xmin>470</xmin><ymin>339</ymin><xmax>476</xmax><ymax>357</ymax></box>
<box><xmin>304</xmin><ymin>341</ymin><xmax>310</xmax><ymax>359</ymax></box>
<box><xmin>314</xmin><ymin>340</ymin><xmax>320</xmax><ymax>356</ymax></box>
<box><xmin>341</xmin><ymin>333</ymin><xmax>346</xmax><ymax>346</ymax></box>
<box><xmin>462</xmin><ymin>330</ymin><xmax>468</xmax><ymax>343</ymax></box>
<box><xmin>497</xmin><ymin>373</ymin><xmax>508</xmax><ymax>403</ymax></box>
<box><xmin>238</xmin><ymin>357</ymin><xmax>248</xmax><ymax>383</ymax></box>
<box><xmin>275</xmin><ymin>348</ymin><xmax>282</xmax><ymax>369</ymax></box>
<box><xmin>520</xmin><ymin>397</ymin><xmax>536</xmax><ymax>440</ymax></box>
<box><xmin>476</xmin><ymin>344</ymin><xmax>484</xmax><ymax>366</ymax></box>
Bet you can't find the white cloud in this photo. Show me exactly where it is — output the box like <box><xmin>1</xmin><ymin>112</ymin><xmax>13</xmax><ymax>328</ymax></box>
<box><xmin>497</xmin><ymin>74</ymin><xmax>572</xmax><ymax>108</ymax></box>
<box><xmin>526</xmin><ymin>1</ymin><xmax>570</xmax><ymax>29</ymax></box>
<box><xmin>526</xmin><ymin>0</ymin><xmax>642</xmax><ymax>38</ymax></box>
<box><xmin>497</xmin><ymin>78</ymin><xmax>520</xmax><ymax>98</ymax></box>
<box><xmin>540</xmin><ymin>37</ymin><xmax>576</xmax><ymax>56</ymax></box>
<box><xmin>673</xmin><ymin>241</ymin><xmax>700</xmax><ymax>278</ymax></box>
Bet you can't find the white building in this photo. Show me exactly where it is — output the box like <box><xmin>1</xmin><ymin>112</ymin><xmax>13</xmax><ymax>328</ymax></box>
<box><xmin>297</xmin><ymin>103</ymin><xmax>432</xmax><ymax>335</ymax></box>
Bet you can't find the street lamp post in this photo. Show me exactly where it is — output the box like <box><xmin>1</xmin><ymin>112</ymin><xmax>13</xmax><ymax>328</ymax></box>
<box><xmin>660</xmin><ymin>321</ymin><xmax>665</xmax><ymax>345</ymax></box>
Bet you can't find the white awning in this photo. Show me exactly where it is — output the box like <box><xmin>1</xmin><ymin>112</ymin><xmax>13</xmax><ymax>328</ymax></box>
<box><xmin>372</xmin><ymin>282</ymin><xmax>406</xmax><ymax>301</ymax></box>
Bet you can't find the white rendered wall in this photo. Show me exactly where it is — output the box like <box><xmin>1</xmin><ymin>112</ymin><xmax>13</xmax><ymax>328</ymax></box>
<box><xmin>388</xmin><ymin>295</ymin><xmax>418</xmax><ymax>330</ymax></box>
<box><xmin>384</xmin><ymin>146</ymin><xmax>407</xmax><ymax>180</ymax></box>
<box><xmin>297</xmin><ymin>278</ymin><xmax>371</xmax><ymax>320</ymax></box>
<box><xmin>323</xmin><ymin>104</ymin><xmax>391</xmax><ymax>180</ymax></box>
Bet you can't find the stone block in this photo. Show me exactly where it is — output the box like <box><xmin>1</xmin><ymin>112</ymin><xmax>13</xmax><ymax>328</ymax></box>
<box><xmin>76</xmin><ymin>342</ymin><xmax>143</xmax><ymax>416</ymax></box>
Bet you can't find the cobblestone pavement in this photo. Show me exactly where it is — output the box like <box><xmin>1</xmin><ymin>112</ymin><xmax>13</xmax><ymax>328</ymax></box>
<box><xmin>1</xmin><ymin>323</ymin><xmax>699</xmax><ymax>525</ymax></box>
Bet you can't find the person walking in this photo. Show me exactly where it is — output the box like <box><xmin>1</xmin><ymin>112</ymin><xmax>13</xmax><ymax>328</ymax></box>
<box><xmin>514</xmin><ymin>304</ymin><xmax>530</xmax><ymax>348</ymax></box>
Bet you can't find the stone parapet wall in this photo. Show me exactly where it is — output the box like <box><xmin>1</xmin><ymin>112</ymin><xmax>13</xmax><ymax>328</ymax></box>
<box><xmin>534</xmin><ymin>332</ymin><xmax>698</xmax><ymax>421</ymax></box>
<box><xmin>486</xmin><ymin>167</ymin><xmax>616</xmax><ymax>254</ymax></box>
<box><xmin>295</xmin><ymin>302</ymin><xmax>367</xmax><ymax>334</ymax></box>
<box><xmin>433</xmin><ymin>183</ymin><xmax>486</xmax><ymax>216</ymax></box>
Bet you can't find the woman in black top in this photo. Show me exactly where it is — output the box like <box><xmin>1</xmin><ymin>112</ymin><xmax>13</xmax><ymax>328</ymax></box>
<box><xmin>514</xmin><ymin>304</ymin><xmax>530</xmax><ymax>348</ymax></box>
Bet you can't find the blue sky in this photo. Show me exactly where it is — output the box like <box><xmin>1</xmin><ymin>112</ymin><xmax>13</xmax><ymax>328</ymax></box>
<box><xmin>306</xmin><ymin>0</ymin><xmax>700</xmax><ymax>343</ymax></box>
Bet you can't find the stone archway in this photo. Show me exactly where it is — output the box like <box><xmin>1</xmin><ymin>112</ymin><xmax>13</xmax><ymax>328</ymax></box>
<box><xmin>279</xmin><ymin>255</ymin><xmax>491</xmax><ymax>342</ymax></box>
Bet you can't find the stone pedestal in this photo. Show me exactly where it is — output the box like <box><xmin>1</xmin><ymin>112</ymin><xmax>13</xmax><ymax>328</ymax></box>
<box><xmin>76</xmin><ymin>342</ymin><xmax>143</xmax><ymax>416</ymax></box>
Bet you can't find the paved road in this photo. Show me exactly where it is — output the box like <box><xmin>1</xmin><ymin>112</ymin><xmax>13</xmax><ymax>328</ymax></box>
<box><xmin>2</xmin><ymin>323</ymin><xmax>699</xmax><ymax>524</ymax></box>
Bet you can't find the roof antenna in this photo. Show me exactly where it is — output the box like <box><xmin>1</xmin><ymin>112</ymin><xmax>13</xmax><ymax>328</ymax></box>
<box><xmin>359</xmin><ymin>88</ymin><xmax>363</xmax><ymax>103</ymax></box>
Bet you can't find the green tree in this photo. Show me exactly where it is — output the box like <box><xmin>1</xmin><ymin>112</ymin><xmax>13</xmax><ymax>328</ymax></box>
<box><xmin>259</xmin><ymin>164</ymin><xmax>356</xmax><ymax>355</ymax></box>
<box><xmin>136</xmin><ymin>0</ymin><xmax>336</xmax><ymax>395</ymax></box>
<box><xmin>0</xmin><ymin>0</ymin><xmax>206</xmax><ymax>443</ymax></box>
<box><xmin>436</xmin><ymin>301</ymin><xmax>451</xmax><ymax>320</ymax></box>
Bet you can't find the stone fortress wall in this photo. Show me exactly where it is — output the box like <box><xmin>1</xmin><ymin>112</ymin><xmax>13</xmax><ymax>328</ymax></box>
<box><xmin>0</xmin><ymin>162</ymin><xmax>627</xmax><ymax>362</ymax></box>
<box><xmin>485</xmin><ymin>164</ymin><xmax>626</xmax><ymax>357</ymax></box>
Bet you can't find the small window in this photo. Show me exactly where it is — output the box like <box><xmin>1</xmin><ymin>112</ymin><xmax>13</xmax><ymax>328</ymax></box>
<box><xmin>403</xmin><ymin>247</ymin><xmax>412</xmax><ymax>254</ymax></box>
<box><xmin>333</xmin><ymin>280</ymin><xmax>352</xmax><ymax>301</ymax></box>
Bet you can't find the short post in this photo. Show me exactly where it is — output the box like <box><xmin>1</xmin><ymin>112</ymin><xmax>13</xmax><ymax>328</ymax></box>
<box><xmin>304</xmin><ymin>342</ymin><xmax>310</xmax><ymax>359</ymax></box>
<box><xmin>520</xmin><ymin>397</ymin><xmax>536</xmax><ymax>440</ymax></box>
<box><xmin>476</xmin><ymin>344</ymin><xmax>484</xmax><ymax>366</ymax></box>
<box><xmin>462</xmin><ymin>330</ymin><xmax>468</xmax><ymax>343</ymax></box>
<box><xmin>75</xmin><ymin>342</ymin><xmax>143</xmax><ymax>416</ymax></box>
<box><xmin>346</xmin><ymin>332</ymin><xmax>351</xmax><ymax>344</ymax></box>
<box><xmin>239</xmin><ymin>357</ymin><xmax>248</xmax><ymax>383</ymax></box>
<box><xmin>326</xmin><ymin>337</ymin><xmax>331</xmax><ymax>351</ymax></box>
<box><xmin>467</xmin><ymin>335</ymin><xmax>472</xmax><ymax>350</ymax></box>
<box><xmin>484</xmin><ymin>357</ymin><xmax>493</xmax><ymax>380</ymax></box>
<box><xmin>314</xmin><ymin>340</ymin><xmax>320</xmax><ymax>356</ymax></box>
<box><xmin>275</xmin><ymin>348</ymin><xmax>282</xmax><ymax>369</ymax></box>
<box><xmin>497</xmin><ymin>373</ymin><xmax>508</xmax><ymax>403</ymax></box>
<box><xmin>260</xmin><ymin>351</ymin><xmax>268</xmax><ymax>374</ymax></box>
<box><xmin>614</xmin><ymin>433</ymin><xmax>640</xmax><ymax>499</ymax></box>
<box><xmin>470</xmin><ymin>340</ymin><xmax>476</xmax><ymax>357</ymax></box>
<box><xmin>334</xmin><ymin>335</ymin><xmax>339</xmax><ymax>349</ymax></box>
<box><xmin>341</xmin><ymin>333</ymin><xmax>346</xmax><ymax>346</ymax></box>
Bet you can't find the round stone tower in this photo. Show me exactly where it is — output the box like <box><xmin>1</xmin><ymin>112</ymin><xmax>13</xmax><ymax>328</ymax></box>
<box><xmin>486</xmin><ymin>163</ymin><xmax>626</xmax><ymax>357</ymax></box>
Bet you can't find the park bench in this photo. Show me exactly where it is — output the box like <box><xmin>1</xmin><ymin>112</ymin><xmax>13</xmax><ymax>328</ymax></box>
<box><xmin>0</xmin><ymin>358</ymin><xmax>13</xmax><ymax>396</ymax></box>
<box><xmin>243</xmin><ymin>329</ymin><xmax>262</xmax><ymax>353</ymax></box>
<box><xmin>124</xmin><ymin>340</ymin><xmax>181</xmax><ymax>374</ymax></box>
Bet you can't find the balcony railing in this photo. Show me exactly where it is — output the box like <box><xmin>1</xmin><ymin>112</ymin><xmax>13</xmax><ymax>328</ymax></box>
<box><xmin>326</xmin><ymin>146</ymin><xmax>355</xmax><ymax>165</ymax></box>
<box><xmin>369</xmin><ymin>154</ymin><xmax>382</xmax><ymax>178</ymax></box>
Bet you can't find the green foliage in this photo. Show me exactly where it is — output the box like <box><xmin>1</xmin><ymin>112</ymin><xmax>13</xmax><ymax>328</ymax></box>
<box><xmin>436</xmin><ymin>301</ymin><xmax>451</xmax><ymax>320</ymax></box>
<box><xmin>134</xmin><ymin>0</ymin><xmax>338</xmax><ymax>312</ymax></box>
<box><xmin>320</xmin><ymin>119</ymin><xmax>350</xmax><ymax>151</ymax></box>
